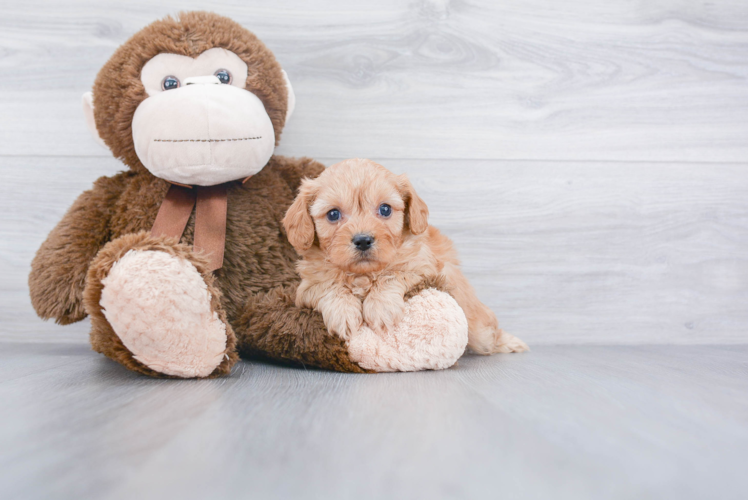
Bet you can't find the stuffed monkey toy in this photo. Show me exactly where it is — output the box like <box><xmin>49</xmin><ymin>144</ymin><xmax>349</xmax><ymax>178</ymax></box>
<box><xmin>28</xmin><ymin>12</ymin><xmax>480</xmax><ymax>377</ymax></box>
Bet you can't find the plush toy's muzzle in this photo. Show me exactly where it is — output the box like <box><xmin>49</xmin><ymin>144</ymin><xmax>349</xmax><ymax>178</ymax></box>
<box><xmin>132</xmin><ymin>77</ymin><xmax>276</xmax><ymax>186</ymax></box>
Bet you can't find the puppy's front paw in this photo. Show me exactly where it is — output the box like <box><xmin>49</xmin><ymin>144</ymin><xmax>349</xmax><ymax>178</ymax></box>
<box><xmin>319</xmin><ymin>294</ymin><xmax>363</xmax><ymax>341</ymax></box>
<box><xmin>363</xmin><ymin>291</ymin><xmax>405</xmax><ymax>332</ymax></box>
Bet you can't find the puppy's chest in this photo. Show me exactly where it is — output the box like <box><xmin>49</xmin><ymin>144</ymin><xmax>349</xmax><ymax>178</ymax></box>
<box><xmin>343</xmin><ymin>275</ymin><xmax>375</xmax><ymax>300</ymax></box>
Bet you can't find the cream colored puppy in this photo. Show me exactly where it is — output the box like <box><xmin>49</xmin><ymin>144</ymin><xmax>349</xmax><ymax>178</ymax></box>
<box><xmin>283</xmin><ymin>158</ymin><xmax>528</xmax><ymax>355</ymax></box>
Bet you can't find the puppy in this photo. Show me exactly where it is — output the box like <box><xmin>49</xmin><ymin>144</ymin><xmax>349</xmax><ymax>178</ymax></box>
<box><xmin>283</xmin><ymin>158</ymin><xmax>528</xmax><ymax>355</ymax></box>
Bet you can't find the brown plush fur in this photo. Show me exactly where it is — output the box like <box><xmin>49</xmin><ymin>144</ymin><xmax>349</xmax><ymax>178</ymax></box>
<box><xmin>237</xmin><ymin>285</ymin><xmax>369</xmax><ymax>373</ymax></box>
<box><xmin>28</xmin><ymin>13</ymin><xmax>365</xmax><ymax>376</ymax></box>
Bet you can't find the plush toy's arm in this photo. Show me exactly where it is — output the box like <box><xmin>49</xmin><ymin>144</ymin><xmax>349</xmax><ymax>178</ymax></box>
<box><xmin>236</xmin><ymin>276</ymin><xmax>457</xmax><ymax>373</ymax></box>
<box><xmin>236</xmin><ymin>284</ymin><xmax>370</xmax><ymax>373</ymax></box>
<box><xmin>29</xmin><ymin>174</ymin><xmax>127</xmax><ymax>324</ymax></box>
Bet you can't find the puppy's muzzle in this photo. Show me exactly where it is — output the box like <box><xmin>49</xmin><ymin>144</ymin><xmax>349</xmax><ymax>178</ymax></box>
<box><xmin>352</xmin><ymin>233</ymin><xmax>374</xmax><ymax>252</ymax></box>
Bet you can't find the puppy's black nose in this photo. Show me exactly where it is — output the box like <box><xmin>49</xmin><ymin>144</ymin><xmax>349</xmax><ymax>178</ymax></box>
<box><xmin>352</xmin><ymin>234</ymin><xmax>374</xmax><ymax>251</ymax></box>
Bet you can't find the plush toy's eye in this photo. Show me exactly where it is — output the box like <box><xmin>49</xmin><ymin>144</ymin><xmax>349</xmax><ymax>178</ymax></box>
<box><xmin>378</xmin><ymin>204</ymin><xmax>392</xmax><ymax>218</ymax></box>
<box><xmin>161</xmin><ymin>76</ymin><xmax>180</xmax><ymax>91</ymax></box>
<box><xmin>214</xmin><ymin>69</ymin><xmax>232</xmax><ymax>85</ymax></box>
<box><xmin>326</xmin><ymin>209</ymin><xmax>341</xmax><ymax>222</ymax></box>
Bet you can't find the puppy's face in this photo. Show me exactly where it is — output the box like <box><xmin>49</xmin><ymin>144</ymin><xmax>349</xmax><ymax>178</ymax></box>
<box><xmin>283</xmin><ymin>159</ymin><xmax>429</xmax><ymax>274</ymax></box>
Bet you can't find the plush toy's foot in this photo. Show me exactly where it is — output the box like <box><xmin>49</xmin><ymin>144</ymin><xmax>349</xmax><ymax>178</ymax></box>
<box><xmin>84</xmin><ymin>232</ymin><xmax>237</xmax><ymax>378</ymax></box>
<box><xmin>100</xmin><ymin>250</ymin><xmax>228</xmax><ymax>377</ymax></box>
<box><xmin>347</xmin><ymin>289</ymin><xmax>468</xmax><ymax>372</ymax></box>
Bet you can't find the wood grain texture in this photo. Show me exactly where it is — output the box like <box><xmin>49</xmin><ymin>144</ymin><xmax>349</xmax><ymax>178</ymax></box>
<box><xmin>3</xmin><ymin>156</ymin><xmax>747</xmax><ymax>344</ymax></box>
<box><xmin>0</xmin><ymin>0</ymin><xmax>747</xmax><ymax>161</ymax></box>
<box><xmin>2</xmin><ymin>4</ymin><xmax>747</xmax><ymax>499</ymax></box>
<box><xmin>0</xmin><ymin>344</ymin><xmax>746</xmax><ymax>500</ymax></box>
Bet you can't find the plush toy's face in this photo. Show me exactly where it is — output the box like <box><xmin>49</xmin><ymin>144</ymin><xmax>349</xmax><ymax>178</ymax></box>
<box><xmin>132</xmin><ymin>48</ymin><xmax>279</xmax><ymax>185</ymax></box>
<box><xmin>83</xmin><ymin>12</ymin><xmax>294</xmax><ymax>186</ymax></box>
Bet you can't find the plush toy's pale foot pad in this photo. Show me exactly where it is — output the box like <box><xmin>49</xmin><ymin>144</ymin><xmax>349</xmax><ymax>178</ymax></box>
<box><xmin>348</xmin><ymin>289</ymin><xmax>468</xmax><ymax>372</ymax></box>
<box><xmin>100</xmin><ymin>250</ymin><xmax>227</xmax><ymax>378</ymax></box>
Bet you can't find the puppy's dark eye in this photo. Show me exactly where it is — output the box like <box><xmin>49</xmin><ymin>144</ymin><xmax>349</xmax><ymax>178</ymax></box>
<box><xmin>161</xmin><ymin>76</ymin><xmax>180</xmax><ymax>91</ymax></box>
<box><xmin>214</xmin><ymin>69</ymin><xmax>232</xmax><ymax>85</ymax></box>
<box><xmin>378</xmin><ymin>204</ymin><xmax>392</xmax><ymax>218</ymax></box>
<box><xmin>326</xmin><ymin>209</ymin><xmax>341</xmax><ymax>222</ymax></box>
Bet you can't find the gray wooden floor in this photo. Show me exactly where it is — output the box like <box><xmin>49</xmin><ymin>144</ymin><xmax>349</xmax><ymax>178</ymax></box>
<box><xmin>2</xmin><ymin>1</ymin><xmax>748</xmax><ymax>498</ymax></box>
<box><xmin>1</xmin><ymin>343</ymin><xmax>746</xmax><ymax>500</ymax></box>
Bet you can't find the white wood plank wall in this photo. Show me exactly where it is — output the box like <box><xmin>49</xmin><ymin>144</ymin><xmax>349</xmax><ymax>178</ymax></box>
<box><xmin>1</xmin><ymin>0</ymin><xmax>746</xmax><ymax>344</ymax></box>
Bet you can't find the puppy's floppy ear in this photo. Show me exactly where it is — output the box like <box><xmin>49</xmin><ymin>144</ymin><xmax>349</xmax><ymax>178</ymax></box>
<box><xmin>283</xmin><ymin>178</ymin><xmax>318</xmax><ymax>251</ymax></box>
<box><xmin>398</xmin><ymin>174</ymin><xmax>429</xmax><ymax>235</ymax></box>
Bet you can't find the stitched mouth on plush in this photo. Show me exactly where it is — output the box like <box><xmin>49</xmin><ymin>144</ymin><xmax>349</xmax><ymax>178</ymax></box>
<box><xmin>132</xmin><ymin>65</ymin><xmax>276</xmax><ymax>186</ymax></box>
<box><xmin>153</xmin><ymin>137</ymin><xmax>262</xmax><ymax>143</ymax></box>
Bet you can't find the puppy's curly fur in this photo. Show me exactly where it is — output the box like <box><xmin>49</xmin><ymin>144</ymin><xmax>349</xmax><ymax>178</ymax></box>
<box><xmin>283</xmin><ymin>159</ymin><xmax>528</xmax><ymax>354</ymax></box>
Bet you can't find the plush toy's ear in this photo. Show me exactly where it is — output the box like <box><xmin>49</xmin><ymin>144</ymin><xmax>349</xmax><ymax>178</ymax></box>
<box><xmin>281</xmin><ymin>70</ymin><xmax>295</xmax><ymax>123</ymax></box>
<box><xmin>283</xmin><ymin>178</ymin><xmax>317</xmax><ymax>251</ymax></box>
<box><xmin>398</xmin><ymin>174</ymin><xmax>429</xmax><ymax>235</ymax></box>
<box><xmin>81</xmin><ymin>92</ymin><xmax>109</xmax><ymax>150</ymax></box>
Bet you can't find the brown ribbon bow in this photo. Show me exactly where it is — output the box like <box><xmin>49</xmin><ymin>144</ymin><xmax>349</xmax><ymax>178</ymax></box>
<box><xmin>151</xmin><ymin>178</ymin><xmax>250</xmax><ymax>272</ymax></box>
